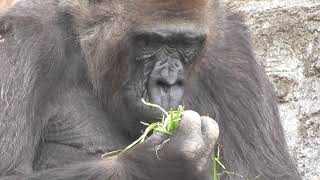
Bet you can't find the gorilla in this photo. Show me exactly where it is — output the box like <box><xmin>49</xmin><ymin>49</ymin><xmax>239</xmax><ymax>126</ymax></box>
<box><xmin>0</xmin><ymin>0</ymin><xmax>301</xmax><ymax>179</ymax></box>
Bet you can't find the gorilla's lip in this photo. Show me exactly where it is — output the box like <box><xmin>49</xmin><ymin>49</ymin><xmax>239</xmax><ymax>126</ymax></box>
<box><xmin>130</xmin><ymin>101</ymin><xmax>170</xmax><ymax>123</ymax></box>
<box><xmin>139</xmin><ymin>104</ymin><xmax>184</xmax><ymax>124</ymax></box>
<box><xmin>124</xmin><ymin>96</ymin><xmax>179</xmax><ymax>123</ymax></box>
<box><xmin>139</xmin><ymin>107</ymin><xmax>164</xmax><ymax>123</ymax></box>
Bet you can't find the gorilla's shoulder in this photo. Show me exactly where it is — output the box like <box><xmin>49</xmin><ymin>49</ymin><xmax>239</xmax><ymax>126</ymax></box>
<box><xmin>0</xmin><ymin>0</ymin><xmax>63</xmax><ymax>35</ymax></box>
<box><xmin>0</xmin><ymin>1</ymin><xmax>66</xmax><ymax>67</ymax></box>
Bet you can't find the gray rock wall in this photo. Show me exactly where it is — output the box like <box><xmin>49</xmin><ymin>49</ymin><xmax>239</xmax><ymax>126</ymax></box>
<box><xmin>225</xmin><ymin>1</ymin><xmax>320</xmax><ymax>179</ymax></box>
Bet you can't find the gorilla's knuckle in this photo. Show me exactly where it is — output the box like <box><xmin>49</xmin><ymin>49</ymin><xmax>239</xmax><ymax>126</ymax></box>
<box><xmin>180</xmin><ymin>110</ymin><xmax>201</xmax><ymax>129</ymax></box>
<box><xmin>206</xmin><ymin>121</ymin><xmax>219</xmax><ymax>139</ymax></box>
<box><xmin>210</xmin><ymin>122</ymin><xmax>219</xmax><ymax>139</ymax></box>
<box><xmin>182</xmin><ymin>110</ymin><xmax>201</xmax><ymax>120</ymax></box>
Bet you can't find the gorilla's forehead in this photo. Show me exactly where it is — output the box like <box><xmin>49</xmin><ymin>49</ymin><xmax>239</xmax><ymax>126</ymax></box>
<box><xmin>66</xmin><ymin>0</ymin><xmax>215</xmax><ymax>31</ymax></box>
<box><xmin>131</xmin><ymin>22</ymin><xmax>209</xmax><ymax>38</ymax></box>
<box><xmin>129</xmin><ymin>0</ymin><xmax>214</xmax><ymax>17</ymax></box>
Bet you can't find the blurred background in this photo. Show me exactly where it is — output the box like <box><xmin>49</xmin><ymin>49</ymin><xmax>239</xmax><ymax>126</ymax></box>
<box><xmin>0</xmin><ymin>0</ymin><xmax>14</xmax><ymax>10</ymax></box>
<box><xmin>0</xmin><ymin>0</ymin><xmax>319</xmax><ymax>179</ymax></box>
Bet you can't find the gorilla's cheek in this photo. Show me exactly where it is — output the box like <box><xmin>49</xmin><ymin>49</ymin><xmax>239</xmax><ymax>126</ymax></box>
<box><xmin>121</xmin><ymin>82</ymin><xmax>164</xmax><ymax>123</ymax></box>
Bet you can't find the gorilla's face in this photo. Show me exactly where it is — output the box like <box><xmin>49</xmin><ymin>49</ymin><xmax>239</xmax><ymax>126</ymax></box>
<box><xmin>76</xmin><ymin>1</ymin><xmax>212</xmax><ymax>133</ymax></box>
<box><xmin>121</xmin><ymin>24</ymin><xmax>206</xmax><ymax>123</ymax></box>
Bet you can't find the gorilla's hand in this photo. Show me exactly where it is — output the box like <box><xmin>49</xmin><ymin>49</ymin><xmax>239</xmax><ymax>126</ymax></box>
<box><xmin>119</xmin><ymin>110</ymin><xmax>219</xmax><ymax>180</ymax></box>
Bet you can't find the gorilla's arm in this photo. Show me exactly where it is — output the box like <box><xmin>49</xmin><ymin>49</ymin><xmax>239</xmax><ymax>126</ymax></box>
<box><xmin>0</xmin><ymin>110</ymin><xmax>218</xmax><ymax>180</ymax></box>
<box><xmin>0</xmin><ymin>5</ymin><xmax>59</xmax><ymax>176</ymax></box>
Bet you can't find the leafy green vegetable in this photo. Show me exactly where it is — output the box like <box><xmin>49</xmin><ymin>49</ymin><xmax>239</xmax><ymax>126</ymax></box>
<box><xmin>101</xmin><ymin>99</ymin><xmax>183</xmax><ymax>158</ymax></box>
<box><xmin>140</xmin><ymin>99</ymin><xmax>184</xmax><ymax>136</ymax></box>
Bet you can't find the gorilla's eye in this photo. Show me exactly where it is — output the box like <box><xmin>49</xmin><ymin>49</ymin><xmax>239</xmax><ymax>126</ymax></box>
<box><xmin>135</xmin><ymin>34</ymin><xmax>162</xmax><ymax>49</ymax></box>
<box><xmin>134</xmin><ymin>34</ymin><xmax>163</xmax><ymax>61</ymax></box>
<box><xmin>135</xmin><ymin>48</ymin><xmax>161</xmax><ymax>62</ymax></box>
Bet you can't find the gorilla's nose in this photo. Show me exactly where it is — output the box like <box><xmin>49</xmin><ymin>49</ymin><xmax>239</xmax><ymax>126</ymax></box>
<box><xmin>147</xmin><ymin>59</ymin><xmax>184</xmax><ymax>109</ymax></box>
<box><xmin>155</xmin><ymin>74</ymin><xmax>184</xmax><ymax>93</ymax></box>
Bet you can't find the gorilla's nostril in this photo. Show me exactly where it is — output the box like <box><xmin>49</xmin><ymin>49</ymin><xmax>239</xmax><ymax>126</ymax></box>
<box><xmin>177</xmin><ymin>80</ymin><xmax>184</xmax><ymax>86</ymax></box>
<box><xmin>156</xmin><ymin>80</ymin><xmax>170</xmax><ymax>92</ymax></box>
<box><xmin>156</xmin><ymin>79</ymin><xmax>184</xmax><ymax>88</ymax></box>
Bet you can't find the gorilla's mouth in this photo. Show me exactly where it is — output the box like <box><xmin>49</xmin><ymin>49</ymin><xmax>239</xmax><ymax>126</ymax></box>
<box><xmin>133</xmin><ymin>98</ymin><xmax>166</xmax><ymax>123</ymax></box>
<box><xmin>121</xmin><ymin>83</ymin><xmax>183</xmax><ymax>124</ymax></box>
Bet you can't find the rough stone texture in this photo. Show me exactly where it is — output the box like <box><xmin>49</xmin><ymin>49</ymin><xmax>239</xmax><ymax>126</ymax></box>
<box><xmin>224</xmin><ymin>1</ymin><xmax>320</xmax><ymax>179</ymax></box>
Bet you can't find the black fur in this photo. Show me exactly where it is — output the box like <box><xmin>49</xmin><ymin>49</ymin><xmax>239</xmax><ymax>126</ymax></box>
<box><xmin>0</xmin><ymin>0</ymin><xmax>301</xmax><ymax>179</ymax></box>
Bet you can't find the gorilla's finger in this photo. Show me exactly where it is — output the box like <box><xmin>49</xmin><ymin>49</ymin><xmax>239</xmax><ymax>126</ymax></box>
<box><xmin>176</xmin><ymin>110</ymin><xmax>202</xmax><ymax>137</ymax></box>
<box><xmin>147</xmin><ymin>132</ymin><xmax>170</xmax><ymax>144</ymax></box>
<box><xmin>200</xmin><ymin>116</ymin><xmax>219</xmax><ymax>148</ymax></box>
